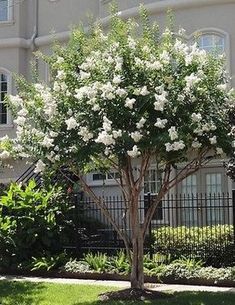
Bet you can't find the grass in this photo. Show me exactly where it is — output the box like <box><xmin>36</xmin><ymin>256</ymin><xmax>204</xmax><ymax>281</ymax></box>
<box><xmin>0</xmin><ymin>281</ymin><xmax>234</xmax><ymax>305</ymax></box>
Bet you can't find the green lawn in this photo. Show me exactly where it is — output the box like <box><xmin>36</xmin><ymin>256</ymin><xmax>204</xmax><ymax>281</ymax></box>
<box><xmin>0</xmin><ymin>281</ymin><xmax>235</xmax><ymax>305</ymax></box>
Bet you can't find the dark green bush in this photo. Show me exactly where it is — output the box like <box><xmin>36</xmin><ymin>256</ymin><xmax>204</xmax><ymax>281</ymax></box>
<box><xmin>0</xmin><ymin>180</ymin><xmax>73</xmax><ymax>269</ymax></box>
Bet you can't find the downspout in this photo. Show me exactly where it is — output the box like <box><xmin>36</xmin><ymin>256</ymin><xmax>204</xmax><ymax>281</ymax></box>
<box><xmin>30</xmin><ymin>0</ymin><xmax>39</xmax><ymax>74</ymax></box>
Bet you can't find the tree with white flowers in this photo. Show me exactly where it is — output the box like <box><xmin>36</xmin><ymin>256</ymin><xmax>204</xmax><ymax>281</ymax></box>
<box><xmin>1</xmin><ymin>9</ymin><xmax>234</xmax><ymax>290</ymax></box>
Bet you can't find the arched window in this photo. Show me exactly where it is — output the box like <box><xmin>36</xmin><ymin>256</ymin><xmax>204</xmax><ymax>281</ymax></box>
<box><xmin>0</xmin><ymin>71</ymin><xmax>10</xmax><ymax>125</ymax></box>
<box><xmin>198</xmin><ymin>34</ymin><xmax>225</xmax><ymax>55</ymax></box>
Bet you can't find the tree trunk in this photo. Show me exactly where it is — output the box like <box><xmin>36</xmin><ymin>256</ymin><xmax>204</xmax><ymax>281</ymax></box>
<box><xmin>129</xmin><ymin>193</ymin><xmax>145</xmax><ymax>290</ymax></box>
<box><xmin>130</xmin><ymin>233</ymin><xmax>144</xmax><ymax>289</ymax></box>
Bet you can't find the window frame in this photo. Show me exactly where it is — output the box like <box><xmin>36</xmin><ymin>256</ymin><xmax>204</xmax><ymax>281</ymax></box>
<box><xmin>0</xmin><ymin>68</ymin><xmax>13</xmax><ymax>128</ymax></box>
<box><xmin>0</xmin><ymin>0</ymin><xmax>13</xmax><ymax>24</ymax></box>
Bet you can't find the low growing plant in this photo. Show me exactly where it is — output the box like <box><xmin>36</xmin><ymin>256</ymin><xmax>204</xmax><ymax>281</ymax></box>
<box><xmin>30</xmin><ymin>253</ymin><xmax>67</xmax><ymax>271</ymax></box>
<box><xmin>83</xmin><ymin>252</ymin><xmax>109</xmax><ymax>273</ymax></box>
<box><xmin>62</xmin><ymin>258</ymin><xmax>91</xmax><ymax>273</ymax></box>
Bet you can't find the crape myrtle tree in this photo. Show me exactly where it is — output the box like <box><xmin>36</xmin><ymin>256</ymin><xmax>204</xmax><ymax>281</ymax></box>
<box><xmin>0</xmin><ymin>9</ymin><xmax>234</xmax><ymax>289</ymax></box>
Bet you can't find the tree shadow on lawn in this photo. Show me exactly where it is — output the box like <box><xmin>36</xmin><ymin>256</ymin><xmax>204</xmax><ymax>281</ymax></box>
<box><xmin>71</xmin><ymin>291</ymin><xmax>235</xmax><ymax>305</ymax></box>
<box><xmin>0</xmin><ymin>280</ymin><xmax>45</xmax><ymax>305</ymax></box>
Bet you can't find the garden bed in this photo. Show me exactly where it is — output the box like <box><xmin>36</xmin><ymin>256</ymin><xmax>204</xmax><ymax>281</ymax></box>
<box><xmin>2</xmin><ymin>269</ymin><xmax>235</xmax><ymax>288</ymax></box>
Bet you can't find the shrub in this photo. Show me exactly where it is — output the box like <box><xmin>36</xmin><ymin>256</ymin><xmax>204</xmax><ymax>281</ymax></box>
<box><xmin>153</xmin><ymin>225</ymin><xmax>234</xmax><ymax>266</ymax></box>
<box><xmin>0</xmin><ymin>180</ymin><xmax>73</xmax><ymax>268</ymax></box>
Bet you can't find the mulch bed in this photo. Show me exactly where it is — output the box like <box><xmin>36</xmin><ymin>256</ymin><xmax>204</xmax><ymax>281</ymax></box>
<box><xmin>99</xmin><ymin>288</ymin><xmax>173</xmax><ymax>301</ymax></box>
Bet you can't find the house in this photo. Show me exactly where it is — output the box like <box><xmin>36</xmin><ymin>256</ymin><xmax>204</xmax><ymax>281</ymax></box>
<box><xmin>0</xmin><ymin>0</ymin><xmax>234</xmax><ymax>228</ymax></box>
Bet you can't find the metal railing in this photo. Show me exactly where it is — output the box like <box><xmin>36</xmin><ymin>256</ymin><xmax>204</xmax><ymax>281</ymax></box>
<box><xmin>68</xmin><ymin>192</ymin><xmax>235</xmax><ymax>265</ymax></box>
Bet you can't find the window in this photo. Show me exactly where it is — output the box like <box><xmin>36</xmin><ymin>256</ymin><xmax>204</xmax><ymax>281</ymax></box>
<box><xmin>198</xmin><ymin>34</ymin><xmax>225</xmax><ymax>55</ymax></box>
<box><xmin>92</xmin><ymin>171</ymin><xmax>120</xmax><ymax>181</ymax></box>
<box><xmin>144</xmin><ymin>168</ymin><xmax>162</xmax><ymax>194</ymax></box>
<box><xmin>0</xmin><ymin>0</ymin><xmax>9</xmax><ymax>22</ymax></box>
<box><xmin>181</xmin><ymin>175</ymin><xmax>197</xmax><ymax>226</ymax></box>
<box><xmin>144</xmin><ymin>168</ymin><xmax>163</xmax><ymax>221</ymax></box>
<box><xmin>206</xmin><ymin>173</ymin><xmax>223</xmax><ymax>224</ymax></box>
<box><xmin>182</xmin><ymin>175</ymin><xmax>197</xmax><ymax>195</ymax></box>
<box><xmin>0</xmin><ymin>73</ymin><xmax>8</xmax><ymax>125</ymax></box>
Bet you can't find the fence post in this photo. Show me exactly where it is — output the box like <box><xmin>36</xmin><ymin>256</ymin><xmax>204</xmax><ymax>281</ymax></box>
<box><xmin>232</xmin><ymin>190</ymin><xmax>235</xmax><ymax>243</ymax></box>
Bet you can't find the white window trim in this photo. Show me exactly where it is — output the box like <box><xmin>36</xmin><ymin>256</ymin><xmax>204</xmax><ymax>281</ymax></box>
<box><xmin>0</xmin><ymin>0</ymin><xmax>14</xmax><ymax>25</ymax></box>
<box><xmin>0</xmin><ymin>68</ymin><xmax>13</xmax><ymax>129</ymax></box>
<box><xmin>87</xmin><ymin>170</ymin><xmax>120</xmax><ymax>187</ymax></box>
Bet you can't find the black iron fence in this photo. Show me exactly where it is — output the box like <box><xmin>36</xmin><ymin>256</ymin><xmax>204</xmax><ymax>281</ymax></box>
<box><xmin>68</xmin><ymin>191</ymin><xmax>235</xmax><ymax>266</ymax></box>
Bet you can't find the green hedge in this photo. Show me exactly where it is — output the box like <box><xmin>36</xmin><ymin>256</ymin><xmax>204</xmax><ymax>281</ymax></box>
<box><xmin>153</xmin><ymin>225</ymin><xmax>235</xmax><ymax>266</ymax></box>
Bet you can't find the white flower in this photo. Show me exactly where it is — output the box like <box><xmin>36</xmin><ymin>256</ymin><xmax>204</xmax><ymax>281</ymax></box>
<box><xmin>41</xmin><ymin>136</ymin><xmax>54</xmax><ymax>149</ymax></box>
<box><xmin>168</xmin><ymin>126</ymin><xmax>178</xmax><ymax>141</ymax></box>
<box><xmin>65</xmin><ymin>117</ymin><xmax>78</xmax><ymax>130</ymax></box>
<box><xmin>60</xmin><ymin>82</ymin><xmax>68</xmax><ymax>91</ymax></box>
<box><xmin>55</xmin><ymin>155</ymin><xmax>60</xmax><ymax>161</ymax></box>
<box><xmin>147</xmin><ymin>61</ymin><xmax>163</xmax><ymax>70</ymax></box>
<box><xmin>80</xmin><ymin>71</ymin><xmax>91</xmax><ymax>80</ymax></box>
<box><xmin>209</xmin><ymin>136</ymin><xmax>217</xmax><ymax>145</ymax></box>
<box><xmin>154</xmin><ymin>118</ymin><xmax>168</xmax><ymax>129</ymax></box>
<box><xmin>18</xmin><ymin>108</ymin><xmax>28</xmax><ymax>117</ymax></box>
<box><xmin>53</xmin><ymin>81</ymin><xmax>60</xmax><ymax>92</ymax></box>
<box><xmin>116</xmin><ymin>88</ymin><xmax>127</xmax><ymax>97</ymax></box>
<box><xmin>56</xmin><ymin>56</ymin><xmax>64</xmax><ymax>64</ymax></box>
<box><xmin>136</xmin><ymin>117</ymin><xmax>146</xmax><ymax>129</ymax></box>
<box><xmin>143</xmin><ymin>45</ymin><xmax>150</xmax><ymax>53</ymax></box>
<box><xmin>130</xmin><ymin>131</ymin><xmax>143</xmax><ymax>143</ymax></box>
<box><xmin>8</xmin><ymin>95</ymin><xmax>23</xmax><ymax>107</ymax></box>
<box><xmin>160</xmin><ymin>50</ymin><xmax>170</xmax><ymax>64</ymax></box>
<box><xmin>140</xmin><ymin>86</ymin><xmax>150</xmax><ymax>96</ymax></box>
<box><xmin>165</xmin><ymin>143</ymin><xmax>173</xmax><ymax>152</ymax></box>
<box><xmin>113</xmin><ymin>75</ymin><xmax>122</xmax><ymax>85</ymax></box>
<box><xmin>165</xmin><ymin>141</ymin><xmax>185</xmax><ymax>152</ymax></box>
<box><xmin>56</xmin><ymin>70</ymin><xmax>66</xmax><ymax>80</ymax></box>
<box><xmin>0</xmin><ymin>150</ymin><xmax>10</xmax><ymax>160</ymax></box>
<box><xmin>50</xmin><ymin>131</ymin><xmax>58</xmax><ymax>138</ymax></box>
<box><xmin>192</xmin><ymin>139</ymin><xmax>202</xmax><ymax>149</ymax></box>
<box><xmin>216</xmin><ymin>147</ymin><xmax>223</xmax><ymax>155</ymax></box>
<box><xmin>185</xmin><ymin>73</ymin><xmax>200</xmax><ymax>88</ymax></box>
<box><xmin>173</xmin><ymin>140</ymin><xmax>185</xmax><ymax>151</ymax></box>
<box><xmin>92</xmin><ymin>104</ymin><xmax>100</xmax><ymax>111</ymax></box>
<box><xmin>44</xmin><ymin>102</ymin><xmax>57</xmax><ymax>118</ymax></box>
<box><xmin>78</xmin><ymin>127</ymin><xmax>93</xmax><ymax>142</ymax></box>
<box><xmin>14</xmin><ymin>116</ymin><xmax>26</xmax><ymax>126</ymax></box>
<box><xmin>127</xmin><ymin>145</ymin><xmax>141</xmax><ymax>158</ymax></box>
<box><xmin>191</xmin><ymin>113</ymin><xmax>202</xmax><ymax>123</ymax></box>
<box><xmin>217</xmin><ymin>84</ymin><xmax>227</xmax><ymax>91</ymax></box>
<box><xmin>34</xmin><ymin>160</ymin><xmax>46</xmax><ymax>173</ymax></box>
<box><xmin>103</xmin><ymin>116</ymin><xmax>112</xmax><ymax>132</ymax></box>
<box><xmin>125</xmin><ymin>98</ymin><xmax>136</xmax><ymax>109</ymax></box>
<box><xmin>34</xmin><ymin>83</ymin><xmax>44</xmax><ymax>92</ymax></box>
<box><xmin>127</xmin><ymin>37</ymin><xmax>136</xmax><ymax>49</ymax></box>
<box><xmin>96</xmin><ymin>131</ymin><xmax>115</xmax><ymax>146</ymax></box>
<box><xmin>154</xmin><ymin>92</ymin><xmax>168</xmax><ymax>111</ymax></box>
<box><xmin>113</xmin><ymin>130</ymin><xmax>122</xmax><ymax>139</ymax></box>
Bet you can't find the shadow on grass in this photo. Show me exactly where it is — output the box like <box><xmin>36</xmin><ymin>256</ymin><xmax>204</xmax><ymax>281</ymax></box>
<box><xmin>71</xmin><ymin>291</ymin><xmax>235</xmax><ymax>305</ymax></box>
<box><xmin>0</xmin><ymin>280</ymin><xmax>45</xmax><ymax>305</ymax></box>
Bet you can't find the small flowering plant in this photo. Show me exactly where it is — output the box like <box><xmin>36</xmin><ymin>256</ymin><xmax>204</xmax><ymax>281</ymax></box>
<box><xmin>0</xmin><ymin>8</ymin><xmax>234</xmax><ymax>289</ymax></box>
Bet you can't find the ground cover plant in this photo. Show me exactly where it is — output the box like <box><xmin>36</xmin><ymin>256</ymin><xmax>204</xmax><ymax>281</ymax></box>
<box><xmin>1</xmin><ymin>4</ymin><xmax>235</xmax><ymax>291</ymax></box>
<box><xmin>0</xmin><ymin>281</ymin><xmax>234</xmax><ymax>305</ymax></box>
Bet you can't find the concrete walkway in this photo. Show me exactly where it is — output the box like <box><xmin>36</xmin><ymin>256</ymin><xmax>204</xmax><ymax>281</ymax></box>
<box><xmin>0</xmin><ymin>275</ymin><xmax>235</xmax><ymax>294</ymax></box>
